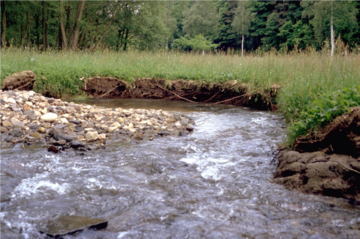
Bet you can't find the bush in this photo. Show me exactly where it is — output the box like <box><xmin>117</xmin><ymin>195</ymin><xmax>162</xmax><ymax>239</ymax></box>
<box><xmin>172</xmin><ymin>35</ymin><xmax>218</xmax><ymax>52</ymax></box>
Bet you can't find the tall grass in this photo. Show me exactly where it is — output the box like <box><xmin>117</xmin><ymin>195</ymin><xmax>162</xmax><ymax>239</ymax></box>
<box><xmin>1</xmin><ymin>47</ymin><xmax>359</xmax><ymax>146</ymax></box>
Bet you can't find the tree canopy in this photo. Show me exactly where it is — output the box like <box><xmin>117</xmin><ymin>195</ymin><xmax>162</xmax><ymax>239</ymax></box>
<box><xmin>1</xmin><ymin>0</ymin><xmax>359</xmax><ymax>53</ymax></box>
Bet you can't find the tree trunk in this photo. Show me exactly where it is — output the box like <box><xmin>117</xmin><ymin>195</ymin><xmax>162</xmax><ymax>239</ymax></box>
<box><xmin>1</xmin><ymin>0</ymin><xmax>6</xmax><ymax>47</ymax></box>
<box><xmin>330</xmin><ymin>1</ymin><xmax>334</xmax><ymax>57</ymax></box>
<box><xmin>26</xmin><ymin>8</ymin><xmax>31</xmax><ymax>48</ymax></box>
<box><xmin>241</xmin><ymin>34</ymin><xmax>244</xmax><ymax>57</ymax></box>
<box><xmin>123</xmin><ymin>28</ymin><xmax>129</xmax><ymax>51</ymax></box>
<box><xmin>59</xmin><ymin>0</ymin><xmax>68</xmax><ymax>50</ymax></box>
<box><xmin>21</xmin><ymin>24</ymin><xmax>25</xmax><ymax>49</ymax></box>
<box><xmin>70</xmin><ymin>0</ymin><xmax>85</xmax><ymax>51</ymax></box>
<box><xmin>65</xmin><ymin>4</ymin><xmax>71</xmax><ymax>43</ymax></box>
<box><xmin>42</xmin><ymin>1</ymin><xmax>48</xmax><ymax>51</ymax></box>
<box><xmin>36</xmin><ymin>13</ymin><xmax>40</xmax><ymax>50</ymax></box>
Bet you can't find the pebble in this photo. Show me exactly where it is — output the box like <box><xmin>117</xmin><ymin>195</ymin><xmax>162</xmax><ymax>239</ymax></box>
<box><xmin>0</xmin><ymin>90</ymin><xmax>195</xmax><ymax>152</ymax></box>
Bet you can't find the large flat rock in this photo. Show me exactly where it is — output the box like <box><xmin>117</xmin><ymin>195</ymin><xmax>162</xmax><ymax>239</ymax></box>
<box><xmin>40</xmin><ymin>215</ymin><xmax>108</xmax><ymax>238</ymax></box>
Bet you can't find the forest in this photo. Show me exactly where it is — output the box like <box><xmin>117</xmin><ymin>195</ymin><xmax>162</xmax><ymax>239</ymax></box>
<box><xmin>1</xmin><ymin>0</ymin><xmax>359</xmax><ymax>54</ymax></box>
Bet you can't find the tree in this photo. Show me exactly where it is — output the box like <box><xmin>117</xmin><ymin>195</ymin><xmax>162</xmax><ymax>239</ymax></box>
<box><xmin>172</xmin><ymin>34</ymin><xmax>218</xmax><ymax>52</ymax></box>
<box><xmin>182</xmin><ymin>0</ymin><xmax>219</xmax><ymax>39</ymax></box>
<box><xmin>232</xmin><ymin>1</ymin><xmax>253</xmax><ymax>56</ymax></box>
<box><xmin>1</xmin><ymin>0</ymin><xmax>6</xmax><ymax>47</ymax></box>
<box><xmin>302</xmin><ymin>0</ymin><xmax>358</xmax><ymax>56</ymax></box>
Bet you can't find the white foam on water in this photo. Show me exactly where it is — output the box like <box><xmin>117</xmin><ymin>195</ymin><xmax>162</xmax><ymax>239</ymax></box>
<box><xmin>180</xmin><ymin>154</ymin><xmax>235</xmax><ymax>180</ymax></box>
<box><xmin>11</xmin><ymin>172</ymin><xmax>69</xmax><ymax>200</ymax></box>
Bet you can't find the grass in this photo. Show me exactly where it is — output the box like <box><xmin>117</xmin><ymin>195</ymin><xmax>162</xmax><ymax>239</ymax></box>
<box><xmin>1</xmin><ymin>47</ymin><xmax>359</xmax><ymax>147</ymax></box>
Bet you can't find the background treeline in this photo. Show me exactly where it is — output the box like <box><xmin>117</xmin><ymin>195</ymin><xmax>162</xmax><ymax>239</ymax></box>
<box><xmin>1</xmin><ymin>0</ymin><xmax>359</xmax><ymax>53</ymax></box>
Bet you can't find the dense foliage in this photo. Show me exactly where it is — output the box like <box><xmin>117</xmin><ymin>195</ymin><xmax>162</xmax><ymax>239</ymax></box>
<box><xmin>1</xmin><ymin>0</ymin><xmax>359</xmax><ymax>52</ymax></box>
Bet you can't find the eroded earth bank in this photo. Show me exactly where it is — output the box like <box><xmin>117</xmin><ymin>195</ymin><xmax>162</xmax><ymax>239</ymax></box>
<box><xmin>274</xmin><ymin>107</ymin><xmax>360</xmax><ymax>201</ymax></box>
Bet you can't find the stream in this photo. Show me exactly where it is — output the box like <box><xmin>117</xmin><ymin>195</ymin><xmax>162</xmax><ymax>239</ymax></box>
<box><xmin>1</xmin><ymin>99</ymin><xmax>360</xmax><ymax>239</ymax></box>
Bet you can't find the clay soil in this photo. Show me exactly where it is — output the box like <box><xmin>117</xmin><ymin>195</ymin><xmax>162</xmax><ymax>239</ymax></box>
<box><xmin>274</xmin><ymin>107</ymin><xmax>360</xmax><ymax>200</ymax></box>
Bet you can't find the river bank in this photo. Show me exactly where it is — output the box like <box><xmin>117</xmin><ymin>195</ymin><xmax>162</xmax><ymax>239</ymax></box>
<box><xmin>1</xmin><ymin>69</ymin><xmax>360</xmax><ymax>200</ymax></box>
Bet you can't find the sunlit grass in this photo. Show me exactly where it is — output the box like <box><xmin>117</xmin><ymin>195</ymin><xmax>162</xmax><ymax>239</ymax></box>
<box><xmin>1</xmin><ymin>47</ymin><xmax>359</xmax><ymax>146</ymax></box>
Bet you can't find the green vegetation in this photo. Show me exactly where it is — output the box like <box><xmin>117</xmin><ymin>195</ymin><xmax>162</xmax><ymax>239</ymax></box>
<box><xmin>1</xmin><ymin>1</ymin><xmax>359</xmax><ymax>53</ymax></box>
<box><xmin>1</xmin><ymin>48</ymin><xmax>359</xmax><ymax>147</ymax></box>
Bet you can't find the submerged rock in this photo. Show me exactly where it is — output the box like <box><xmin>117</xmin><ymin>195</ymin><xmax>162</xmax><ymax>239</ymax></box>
<box><xmin>39</xmin><ymin>215</ymin><xmax>107</xmax><ymax>238</ymax></box>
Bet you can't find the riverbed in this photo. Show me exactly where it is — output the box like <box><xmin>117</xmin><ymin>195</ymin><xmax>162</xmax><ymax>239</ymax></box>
<box><xmin>1</xmin><ymin>99</ymin><xmax>359</xmax><ymax>238</ymax></box>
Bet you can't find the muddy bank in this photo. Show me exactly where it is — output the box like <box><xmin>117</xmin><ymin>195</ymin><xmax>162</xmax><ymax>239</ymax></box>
<box><xmin>0</xmin><ymin>90</ymin><xmax>195</xmax><ymax>154</ymax></box>
<box><xmin>83</xmin><ymin>77</ymin><xmax>278</xmax><ymax>110</ymax></box>
<box><xmin>1</xmin><ymin>71</ymin><xmax>279</xmax><ymax>110</ymax></box>
<box><xmin>274</xmin><ymin>107</ymin><xmax>360</xmax><ymax>200</ymax></box>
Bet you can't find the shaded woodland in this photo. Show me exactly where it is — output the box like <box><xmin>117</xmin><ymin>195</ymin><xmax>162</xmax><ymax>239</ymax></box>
<box><xmin>1</xmin><ymin>0</ymin><xmax>359</xmax><ymax>53</ymax></box>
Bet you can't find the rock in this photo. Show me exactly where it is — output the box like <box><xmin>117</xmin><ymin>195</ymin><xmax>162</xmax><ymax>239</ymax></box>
<box><xmin>175</xmin><ymin>121</ymin><xmax>182</xmax><ymax>129</ymax></box>
<box><xmin>2</xmin><ymin>121</ymin><xmax>12</xmax><ymax>127</ymax></box>
<box><xmin>48</xmin><ymin>145</ymin><xmax>60</xmax><ymax>153</ymax></box>
<box><xmin>41</xmin><ymin>113</ymin><xmax>58</xmax><ymax>122</ymax></box>
<box><xmin>23</xmin><ymin>102</ymin><xmax>32</xmax><ymax>110</ymax></box>
<box><xmin>98</xmin><ymin>134</ymin><xmax>106</xmax><ymax>141</ymax></box>
<box><xmin>86</xmin><ymin>131</ymin><xmax>98</xmax><ymax>142</ymax></box>
<box><xmin>69</xmin><ymin>119</ymin><xmax>81</xmax><ymax>125</ymax></box>
<box><xmin>55</xmin><ymin>134</ymin><xmax>75</xmax><ymax>142</ymax></box>
<box><xmin>66</xmin><ymin>107</ymin><xmax>75</xmax><ymax>113</ymax></box>
<box><xmin>40</xmin><ymin>215</ymin><xmax>107</xmax><ymax>238</ymax></box>
<box><xmin>9</xmin><ymin>128</ymin><xmax>24</xmax><ymax>137</ymax></box>
<box><xmin>108</xmin><ymin>126</ymin><xmax>118</xmax><ymax>133</ymax></box>
<box><xmin>60</xmin><ymin>118</ymin><xmax>69</xmax><ymax>124</ymax></box>
<box><xmin>116</xmin><ymin>117</ymin><xmax>125</xmax><ymax>123</ymax></box>
<box><xmin>30</xmin><ymin>132</ymin><xmax>41</xmax><ymax>140</ymax></box>
<box><xmin>38</xmin><ymin>127</ymin><xmax>46</xmax><ymax>133</ymax></box>
<box><xmin>47</xmin><ymin>98</ymin><xmax>55</xmax><ymax>104</ymax></box>
<box><xmin>133</xmin><ymin>132</ymin><xmax>144</xmax><ymax>140</ymax></box>
<box><xmin>70</xmin><ymin>141</ymin><xmax>84</xmax><ymax>148</ymax></box>
<box><xmin>0</xmin><ymin>126</ymin><xmax>8</xmax><ymax>133</ymax></box>
<box><xmin>53</xmin><ymin>140</ymin><xmax>67</xmax><ymax>146</ymax></box>
<box><xmin>186</xmin><ymin>125</ymin><xmax>194</xmax><ymax>132</ymax></box>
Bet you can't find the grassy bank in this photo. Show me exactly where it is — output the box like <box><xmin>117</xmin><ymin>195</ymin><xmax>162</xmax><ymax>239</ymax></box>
<box><xmin>1</xmin><ymin>48</ymin><xmax>359</xmax><ymax>147</ymax></box>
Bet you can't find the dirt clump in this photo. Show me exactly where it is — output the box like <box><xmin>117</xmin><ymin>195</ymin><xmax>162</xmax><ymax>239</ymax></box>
<box><xmin>274</xmin><ymin>107</ymin><xmax>360</xmax><ymax>200</ymax></box>
<box><xmin>1</xmin><ymin>70</ymin><xmax>36</xmax><ymax>91</ymax></box>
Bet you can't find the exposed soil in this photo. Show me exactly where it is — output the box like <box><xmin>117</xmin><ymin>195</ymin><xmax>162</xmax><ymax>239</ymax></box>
<box><xmin>1</xmin><ymin>72</ymin><xmax>279</xmax><ymax>110</ymax></box>
<box><xmin>1</xmin><ymin>70</ymin><xmax>36</xmax><ymax>91</ymax></box>
<box><xmin>274</xmin><ymin>107</ymin><xmax>360</xmax><ymax>200</ymax></box>
<box><xmin>83</xmin><ymin>77</ymin><xmax>279</xmax><ymax>110</ymax></box>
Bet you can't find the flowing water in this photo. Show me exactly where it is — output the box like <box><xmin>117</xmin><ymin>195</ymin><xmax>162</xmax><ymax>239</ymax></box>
<box><xmin>1</xmin><ymin>99</ymin><xmax>359</xmax><ymax>239</ymax></box>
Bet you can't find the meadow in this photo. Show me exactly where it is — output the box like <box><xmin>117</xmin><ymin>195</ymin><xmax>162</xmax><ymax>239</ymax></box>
<box><xmin>1</xmin><ymin>47</ymin><xmax>359</xmax><ymax>146</ymax></box>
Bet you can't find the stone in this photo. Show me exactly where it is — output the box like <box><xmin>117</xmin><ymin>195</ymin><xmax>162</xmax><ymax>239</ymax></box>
<box><xmin>60</xmin><ymin>118</ymin><xmax>69</xmax><ymax>124</ymax></box>
<box><xmin>40</xmin><ymin>215</ymin><xmax>107</xmax><ymax>238</ymax></box>
<box><xmin>66</xmin><ymin>107</ymin><xmax>75</xmax><ymax>113</ymax></box>
<box><xmin>0</xmin><ymin>126</ymin><xmax>8</xmax><ymax>133</ymax></box>
<box><xmin>30</xmin><ymin>132</ymin><xmax>41</xmax><ymax>140</ymax></box>
<box><xmin>23</xmin><ymin>103</ymin><xmax>32</xmax><ymax>111</ymax></box>
<box><xmin>10</xmin><ymin>118</ymin><xmax>25</xmax><ymax>128</ymax></box>
<box><xmin>98</xmin><ymin>134</ymin><xmax>106</xmax><ymax>141</ymax></box>
<box><xmin>108</xmin><ymin>126</ymin><xmax>118</xmax><ymax>133</ymax></box>
<box><xmin>86</xmin><ymin>131</ymin><xmax>98</xmax><ymax>142</ymax></box>
<box><xmin>133</xmin><ymin>132</ymin><xmax>144</xmax><ymax>140</ymax></box>
<box><xmin>55</xmin><ymin>134</ymin><xmax>75</xmax><ymax>142</ymax></box>
<box><xmin>116</xmin><ymin>117</ymin><xmax>125</xmax><ymax>123</ymax></box>
<box><xmin>175</xmin><ymin>121</ymin><xmax>182</xmax><ymax>129</ymax></box>
<box><xmin>2</xmin><ymin>121</ymin><xmax>12</xmax><ymax>127</ymax></box>
<box><xmin>186</xmin><ymin>125</ymin><xmax>194</xmax><ymax>132</ymax></box>
<box><xmin>48</xmin><ymin>146</ymin><xmax>60</xmax><ymax>153</ymax></box>
<box><xmin>70</xmin><ymin>141</ymin><xmax>84</xmax><ymax>148</ymax></box>
<box><xmin>38</xmin><ymin>127</ymin><xmax>46</xmax><ymax>133</ymax></box>
<box><xmin>41</xmin><ymin>113</ymin><xmax>58</xmax><ymax>122</ymax></box>
<box><xmin>110</xmin><ymin>122</ymin><xmax>120</xmax><ymax>128</ymax></box>
<box><xmin>53</xmin><ymin>140</ymin><xmax>67</xmax><ymax>146</ymax></box>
